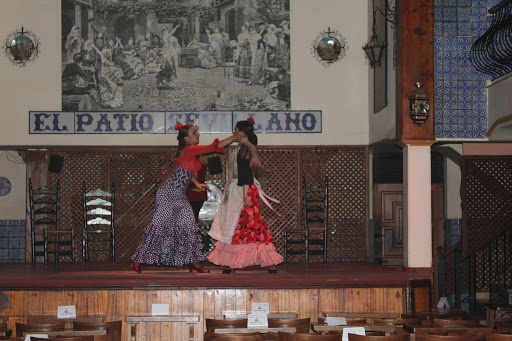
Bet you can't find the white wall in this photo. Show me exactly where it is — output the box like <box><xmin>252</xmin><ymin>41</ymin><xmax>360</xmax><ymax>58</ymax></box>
<box><xmin>0</xmin><ymin>0</ymin><xmax>371</xmax><ymax>147</ymax></box>
<box><xmin>444</xmin><ymin>144</ymin><xmax>462</xmax><ymax>220</ymax></box>
<box><xmin>0</xmin><ymin>152</ymin><xmax>26</xmax><ymax>219</ymax></box>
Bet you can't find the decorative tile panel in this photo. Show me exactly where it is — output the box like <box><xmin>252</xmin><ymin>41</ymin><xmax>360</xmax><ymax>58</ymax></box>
<box><xmin>0</xmin><ymin>220</ymin><xmax>25</xmax><ymax>263</ymax></box>
<box><xmin>434</xmin><ymin>0</ymin><xmax>494</xmax><ymax>138</ymax></box>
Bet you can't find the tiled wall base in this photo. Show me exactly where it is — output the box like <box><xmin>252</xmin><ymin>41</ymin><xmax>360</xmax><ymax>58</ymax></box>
<box><xmin>0</xmin><ymin>220</ymin><xmax>25</xmax><ymax>263</ymax></box>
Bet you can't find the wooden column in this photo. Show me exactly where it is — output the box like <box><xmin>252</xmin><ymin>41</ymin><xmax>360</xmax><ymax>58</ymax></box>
<box><xmin>398</xmin><ymin>0</ymin><xmax>436</xmax><ymax>273</ymax></box>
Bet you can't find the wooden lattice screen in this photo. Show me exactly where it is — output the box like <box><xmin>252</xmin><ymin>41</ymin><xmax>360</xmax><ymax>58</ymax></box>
<box><xmin>442</xmin><ymin>156</ymin><xmax>512</xmax><ymax>295</ymax></box>
<box><xmin>46</xmin><ymin>146</ymin><xmax>368</xmax><ymax>264</ymax></box>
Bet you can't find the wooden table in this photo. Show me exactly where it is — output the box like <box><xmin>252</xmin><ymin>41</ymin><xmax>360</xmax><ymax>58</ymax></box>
<box><xmin>214</xmin><ymin>327</ymin><xmax>296</xmax><ymax>334</ymax></box>
<box><xmin>322</xmin><ymin>312</ymin><xmax>401</xmax><ymax>319</ymax></box>
<box><xmin>26</xmin><ymin>315</ymin><xmax>105</xmax><ymax>329</ymax></box>
<box><xmin>125</xmin><ymin>314</ymin><xmax>200</xmax><ymax>341</ymax></box>
<box><xmin>311</xmin><ymin>322</ymin><xmax>396</xmax><ymax>336</ymax></box>
<box><xmin>224</xmin><ymin>313</ymin><xmax>298</xmax><ymax>320</ymax></box>
<box><xmin>23</xmin><ymin>329</ymin><xmax>106</xmax><ymax>337</ymax></box>
<box><xmin>404</xmin><ymin>325</ymin><xmax>492</xmax><ymax>336</ymax></box>
<box><xmin>414</xmin><ymin>308</ymin><xmax>467</xmax><ymax>320</ymax></box>
<box><xmin>485</xmin><ymin>303</ymin><xmax>512</xmax><ymax>328</ymax></box>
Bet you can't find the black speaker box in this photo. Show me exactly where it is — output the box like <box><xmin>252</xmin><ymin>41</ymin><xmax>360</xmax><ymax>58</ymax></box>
<box><xmin>48</xmin><ymin>154</ymin><xmax>64</xmax><ymax>173</ymax></box>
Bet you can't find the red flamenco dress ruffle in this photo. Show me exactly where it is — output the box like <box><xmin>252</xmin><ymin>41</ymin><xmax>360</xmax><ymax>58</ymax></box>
<box><xmin>208</xmin><ymin>185</ymin><xmax>284</xmax><ymax>268</ymax></box>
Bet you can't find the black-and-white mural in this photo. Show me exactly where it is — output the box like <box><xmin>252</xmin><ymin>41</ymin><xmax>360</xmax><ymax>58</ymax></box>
<box><xmin>61</xmin><ymin>0</ymin><xmax>290</xmax><ymax>112</ymax></box>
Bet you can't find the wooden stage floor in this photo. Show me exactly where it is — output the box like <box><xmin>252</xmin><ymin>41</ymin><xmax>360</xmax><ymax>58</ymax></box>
<box><xmin>0</xmin><ymin>262</ymin><xmax>431</xmax><ymax>290</ymax></box>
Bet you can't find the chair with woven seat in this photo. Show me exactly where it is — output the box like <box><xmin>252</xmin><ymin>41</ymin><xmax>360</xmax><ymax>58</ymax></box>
<box><xmin>15</xmin><ymin>322</ymin><xmax>66</xmax><ymax>337</ymax></box>
<box><xmin>72</xmin><ymin>321</ymin><xmax>121</xmax><ymax>341</ymax></box>
<box><xmin>29</xmin><ymin>178</ymin><xmax>75</xmax><ymax>264</ymax></box>
<box><xmin>205</xmin><ymin>319</ymin><xmax>247</xmax><ymax>333</ymax></box>
<box><xmin>268</xmin><ymin>318</ymin><xmax>311</xmax><ymax>333</ymax></box>
<box><xmin>348</xmin><ymin>336</ymin><xmax>410</xmax><ymax>341</ymax></box>
<box><xmin>82</xmin><ymin>184</ymin><xmax>116</xmax><ymax>263</ymax></box>
<box><xmin>415</xmin><ymin>335</ymin><xmax>480</xmax><ymax>341</ymax></box>
<box><xmin>204</xmin><ymin>333</ymin><xmax>267</xmax><ymax>341</ymax></box>
<box><xmin>277</xmin><ymin>331</ymin><xmax>341</xmax><ymax>340</ymax></box>
<box><xmin>432</xmin><ymin>318</ymin><xmax>480</xmax><ymax>327</ymax></box>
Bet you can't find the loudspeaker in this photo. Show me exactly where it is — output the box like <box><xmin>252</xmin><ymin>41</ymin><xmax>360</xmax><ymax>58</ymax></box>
<box><xmin>48</xmin><ymin>154</ymin><xmax>64</xmax><ymax>173</ymax></box>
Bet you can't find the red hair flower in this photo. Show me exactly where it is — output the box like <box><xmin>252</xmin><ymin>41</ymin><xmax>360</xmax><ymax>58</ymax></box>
<box><xmin>174</xmin><ymin>124</ymin><xmax>183</xmax><ymax>130</ymax></box>
<box><xmin>247</xmin><ymin>117</ymin><xmax>255</xmax><ymax>123</ymax></box>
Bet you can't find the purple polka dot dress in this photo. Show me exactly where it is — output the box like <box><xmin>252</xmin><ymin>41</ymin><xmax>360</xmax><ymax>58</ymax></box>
<box><xmin>131</xmin><ymin>166</ymin><xmax>206</xmax><ymax>267</ymax></box>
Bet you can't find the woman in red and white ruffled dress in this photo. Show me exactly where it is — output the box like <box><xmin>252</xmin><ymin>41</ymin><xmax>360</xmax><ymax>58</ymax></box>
<box><xmin>208</xmin><ymin>119</ymin><xmax>283</xmax><ymax>273</ymax></box>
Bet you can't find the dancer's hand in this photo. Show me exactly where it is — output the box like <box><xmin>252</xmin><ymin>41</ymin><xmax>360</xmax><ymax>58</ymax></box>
<box><xmin>196</xmin><ymin>183</ymin><xmax>211</xmax><ymax>192</ymax></box>
<box><xmin>244</xmin><ymin>194</ymin><xmax>253</xmax><ymax>206</ymax></box>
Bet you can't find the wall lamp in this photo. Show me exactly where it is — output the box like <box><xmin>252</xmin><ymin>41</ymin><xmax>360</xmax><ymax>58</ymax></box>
<box><xmin>408</xmin><ymin>82</ymin><xmax>430</xmax><ymax>126</ymax></box>
<box><xmin>362</xmin><ymin>0</ymin><xmax>395</xmax><ymax>67</ymax></box>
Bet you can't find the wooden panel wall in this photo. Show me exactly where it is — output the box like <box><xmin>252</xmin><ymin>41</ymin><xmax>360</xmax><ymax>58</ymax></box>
<box><xmin>0</xmin><ymin>287</ymin><xmax>406</xmax><ymax>340</ymax></box>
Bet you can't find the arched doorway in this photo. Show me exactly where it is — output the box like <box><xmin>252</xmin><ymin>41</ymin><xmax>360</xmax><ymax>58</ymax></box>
<box><xmin>114</xmin><ymin>17</ymin><xmax>136</xmax><ymax>45</ymax></box>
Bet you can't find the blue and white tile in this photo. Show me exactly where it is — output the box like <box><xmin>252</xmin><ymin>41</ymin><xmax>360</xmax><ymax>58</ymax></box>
<box><xmin>457</xmin><ymin>7</ymin><xmax>472</xmax><ymax>21</ymax></box>
<box><xmin>472</xmin><ymin>21</ymin><xmax>488</xmax><ymax>36</ymax></box>
<box><xmin>474</xmin><ymin>124</ymin><xmax>488</xmax><ymax>138</ymax></box>
<box><xmin>457</xmin><ymin>124</ymin><xmax>473</xmax><ymax>138</ymax></box>
<box><xmin>435</xmin><ymin>123</ymin><xmax>444</xmax><ymax>138</ymax></box>
<box><xmin>474</xmin><ymin>70</ymin><xmax>489</xmax><ymax>80</ymax></box>
<box><xmin>443</xmin><ymin>37</ymin><xmax>458</xmax><ymax>50</ymax></box>
<box><xmin>445</xmin><ymin>65</ymin><xmax>458</xmax><ymax>80</ymax></box>
<box><xmin>435</xmin><ymin>110</ymin><xmax>444</xmax><ymax>124</ymax></box>
<box><xmin>435</xmin><ymin>37</ymin><xmax>444</xmax><ymax>50</ymax></box>
<box><xmin>434</xmin><ymin>6</ymin><xmax>444</xmax><ymax>21</ymax></box>
<box><xmin>444</xmin><ymin>80</ymin><xmax>457</xmax><ymax>94</ymax></box>
<box><xmin>472</xmin><ymin>80</ymin><xmax>486</xmax><ymax>94</ymax></box>
<box><xmin>0</xmin><ymin>249</ymin><xmax>8</xmax><ymax>262</ymax></box>
<box><xmin>461</xmin><ymin>110</ymin><xmax>473</xmax><ymax>124</ymax></box>
<box><xmin>458</xmin><ymin>95</ymin><xmax>472</xmax><ymax>109</ymax></box>
<box><xmin>457</xmin><ymin>22</ymin><xmax>471</xmax><ymax>36</ymax></box>
<box><xmin>435</xmin><ymin>21</ymin><xmax>444</xmax><ymax>36</ymax></box>
<box><xmin>443</xmin><ymin>22</ymin><xmax>457</xmax><ymax>36</ymax></box>
<box><xmin>444</xmin><ymin>95</ymin><xmax>458</xmax><ymax>110</ymax></box>
<box><xmin>444</xmin><ymin>7</ymin><xmax>458</xmax><ymax>21</ymax></box>
<box><xmin>458</xmin><ymin>80</ymin><xmax>472</xmax><ymax>94</ymax></box>
<box><xmin>444</xmin><ymin>124</ymin><xmax>458</xmax><ymax>138</ymax></box>
<box><xmin>458</xmin><ymin>66</ymin><xmax>473</xmax><ymax>80</ymax></box>
<box><xmin>0</xmin><ymin>227</ymin><xmax>7</xmax><ymax>238</ymax></box>
<box><xmin>435</xmin><ymin>81</ymin><xmax>444</xmax><ymax>94</ymax></box>
<box><xmin>472</xmin><ymin>0</ymin><xmax>486</xmax><ymax>6</ymax></box>
<box><xmin>435</xmin><ymin>65</ymin><xmax>444</xmax><ymax>79</ymax></box>
<box><xmin>473</xmin><ymin>94</ymin><xmax>487</xmax><ymax>109</ymax></box>
<box><xmin>0</xmin><ymin>238</ymin><xmax>8</xmax><ymax>249</ymax></box>
<box><xmin>435</xmin><ymin>51</ymin><xmax>444</xmax><ymax>65</ymax></box>
<box><xmin>472</xmin><ymin>7</ymin><xmax>487</xmax><ymax>21</ymax></box>
<box><xmin>457</xmin><ymin>37</ymin><xmax>472</xmax><ymax>51</ymax></box>
<box><xmin>458</xmin><ymin>0</ymin><xmax>472</xmax><ymax>6</ymax></box>
<box><xmin>444</xmin><ymin>51</ymin><xmax>458</xmax><ymax>65</ymax></box>
<box><xmin>472</xmin><ymin>110</ymin><xmax>487</xmax><ymax>124</ymax></box>
<box><xmin>487</xmin><ymin>0</ymin><xmax>500</xmax><ymax>8</ymax></box>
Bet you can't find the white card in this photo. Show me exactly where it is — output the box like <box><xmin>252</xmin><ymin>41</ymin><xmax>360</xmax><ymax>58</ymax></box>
<box><xmin>342</xmin><ymin>327</ymin><xmax>366</xmax><ymax>341</ymax></box>
<box><xmin>247</xmin><ymin>313</ymin><xmax>268</xmax><ymax>328</ymax></box>
<box><xmin>325</xmin><ymin>316</ymin><xmax>347</xmax><ymax>326</ymax></box>
<box><xmin>151</xmin><ymin>304</ymin><xmax>169</xmax><ymax>316</ymax></box>
<box><xmin>437</xmin><ymin>297</ymin><xmax>450</xmax><ymax>309</ymax></box>
<box><xmin>251</xmin><ymin>302</ymin><xmax>270</xmax><ymax>314</ymax></box>
<box><xmin>57</xmin><ymin>305</ymin><xmax>76</xmax><ymax>319</ymax></box>
<box><xmin>25</xmin><ymin>334</ymin><xmax>49</xmax><ymax>341</ymax></box>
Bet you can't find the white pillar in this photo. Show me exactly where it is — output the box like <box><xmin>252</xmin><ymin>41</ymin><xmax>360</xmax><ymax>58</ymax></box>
<box><xmin>403</xmin><ymin>144</ymin><xmax>432</xmax><ymax>268</ymax></box>
<box><xmin>74</xmin><ymin>4</ymin><xmax>82</xmax><ymax>33</ymax></box>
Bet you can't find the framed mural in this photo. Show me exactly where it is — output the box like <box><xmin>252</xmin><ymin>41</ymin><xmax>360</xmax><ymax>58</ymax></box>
<box><xmin>61</xmin><ymin>0</ymin><xmax>290</xmax><ymax>112</ymax></box>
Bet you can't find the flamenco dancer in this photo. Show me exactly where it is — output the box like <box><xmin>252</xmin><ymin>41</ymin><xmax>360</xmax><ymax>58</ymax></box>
<box><xmin>130</xmin><ymin>124</ymin><xmax>239</xmax><ymax>273</ymax></box>
<box><xmin>208</xmin><ymin>119</ymin><xmax>283</xmax><ymax>273</ymax></box>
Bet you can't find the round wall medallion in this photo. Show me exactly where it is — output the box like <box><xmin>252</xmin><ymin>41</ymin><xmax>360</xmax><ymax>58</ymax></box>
<box><xmin>4</xmin><ymin>26</ymin><xmax>40</xmax><ymax>67</ymax></box>
<box><xmin>312</xmin><ymin>27</ymin><xmax>348</xmax><ymax>67</ymax></box>
<box><xmin>0</xmin><ymin>177</ymin><xmax>12</xmax><ymax>196</ymax></box>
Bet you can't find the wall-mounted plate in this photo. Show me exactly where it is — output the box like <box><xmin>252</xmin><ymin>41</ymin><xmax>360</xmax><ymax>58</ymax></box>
<box><xmin>4</xmin><ymin>27</ymin><xmax>40</xmax><ymax>67</ymax></box>
<box><xmin>312</xmin><ymin>27</ymin><xmax>348</xmax><ymax>67</ymax></box>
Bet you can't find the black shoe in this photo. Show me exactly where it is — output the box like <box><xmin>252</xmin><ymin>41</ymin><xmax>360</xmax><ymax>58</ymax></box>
<box><xmin>267</xmin><ymin>266</ymin><xmax>277</xmax><ymax>274</ymax></box>
<box><xmin>222</xmin><ymin>268</ymin><xmax>235</xmax><ymax>274</ymax></box>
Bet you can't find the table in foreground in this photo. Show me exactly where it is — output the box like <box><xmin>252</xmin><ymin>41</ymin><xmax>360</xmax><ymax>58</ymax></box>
<box><xmin>125</xmin><ymin>314</ymin><xmax>200</xmax><ymax>341</ymax></box>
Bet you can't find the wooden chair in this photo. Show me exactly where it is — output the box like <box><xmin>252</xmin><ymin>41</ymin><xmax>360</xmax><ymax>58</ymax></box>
<box><xmin>374</xmin><ymin>318</ymin><xmax>422</xmax><ymax>326</ymax></box>
<box><xmin>268</xmin><ymin>318</ymin><xmax>311</xmax><ymax>333</ymax></box>
<box><xmin>29</xmin><ymin>178</ymin><xmax>75</xmax><ymax>264</ymax></box>
<box><xmin>31</xmin><ymin>337</ymin><xmax>95</xmax><ymax>341</ymax></box>
<box><xmin>0</xmin><ymin>338</ymin><xmax>23</xmax><ymax>341</ymax></box>
<box><xmin>204</xmin><ymin>333</ymin><xmax>267</xmax><ymax>341</ymax></box>
<box><xmin>433</xmin><ymin>318</ymin><xmax>480</xmax><ymax>327</ymax></box>
<box><xmin>487</xmin><ymin>335</ymin><xmax>512</xmax><ymax>340</ymax></box>
<box><xmin>15</xmin><ymin>322</ymin><xmax>66</xmax><ymax>337</ymax></box>
<box><xmin>277</xmin><ymin>331</ymin><xmax>341</xmax><ymax>340</ymax></box>
<box><xmin>205</xmin><ymin>319</ymin><xmax>247</xmax><ymax>333</ymax></box>
<box><xmin>415</xmin><ymin>335</ymin><xmax>480</xmax><ymax>341</ymax></box>
<box><xmin>495</xmin><ymin>321</ymin><xmax>512</xmax><ymax>334</ymax></box>
<box><xmin>348</xmin><ymin>335</ymin><xmax>410</xmax><ymax>340</ymax></box>
<box><xmin>82</xmin><ymin>184</ymin><xmax>116</xmax><ymax>263</ymax></box>
<box><xmin>72</xmin><ymin>321</ymin><xmax>122</xmax><ymax>341</ymax></box>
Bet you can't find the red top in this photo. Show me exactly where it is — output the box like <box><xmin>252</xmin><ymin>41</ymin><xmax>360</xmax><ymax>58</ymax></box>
<box><xmin>175</xmin><ymin>139</ymin><xmax>224</xmax><ymax>174</ymax></box>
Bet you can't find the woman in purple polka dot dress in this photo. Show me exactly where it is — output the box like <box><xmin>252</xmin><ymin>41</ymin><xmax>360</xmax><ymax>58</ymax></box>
<box><xmin>131</xmin><ymin>124</ymin><xmax>239</xmax><ymax>273</ymax></box>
